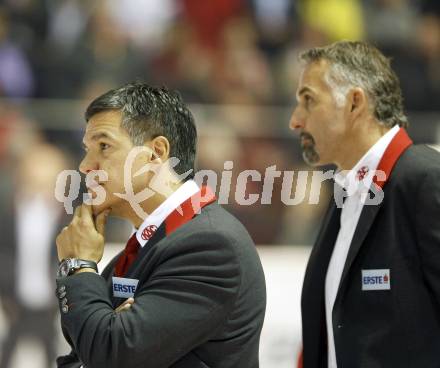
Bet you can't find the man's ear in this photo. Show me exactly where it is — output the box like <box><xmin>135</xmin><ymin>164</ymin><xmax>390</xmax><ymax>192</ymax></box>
<box><xmin>347</xmin><ymin>87</ymin><xmax>368</xmax><ymax>121</ymax></box>
<box><xmin>149</xmin><ymin>136</ymin><xmax>170</xmax><ymax>162</ymax></box>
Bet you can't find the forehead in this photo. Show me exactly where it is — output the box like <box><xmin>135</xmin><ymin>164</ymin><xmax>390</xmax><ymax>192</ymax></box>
<box><xmin>84</xmin><ymin>110</ymin><xmax>130</xmax><ymax>142</ymax></box>
<box><xmin>297</xmin><ymin>59</ymin><xmax>331</xmax><ymax>96</ymax></box>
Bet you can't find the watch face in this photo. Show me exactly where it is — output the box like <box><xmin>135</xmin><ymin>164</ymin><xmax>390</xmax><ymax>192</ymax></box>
<box><xmin>59</xmin><ymin>261</ymin><xmax>69</xmax><ymax>277</ymax></box>
<box><xmin>59</xmin><ymin>259</ymin><xmax>74</xmax><ymax>277</ymax></box>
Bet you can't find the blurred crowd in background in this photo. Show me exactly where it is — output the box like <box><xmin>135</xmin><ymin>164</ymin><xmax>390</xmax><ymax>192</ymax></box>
<box><xmin>0</xmin><ymin>0</ymin><xmax>438</xmax><ymax>106</ymax></box>
<box><xmin>0</xmin><ymin>0</ymin><xmax>438</xmax><ymax>245</ymax></box>
<box><xmin>0</xmin><ymin>0</ymin><xmax>439</xmax><ymax>271</ymax></box>
<box><xmin>0</xmin><ymin>0</ymin><xmax>439</xmax><ymax>366</ymax></box>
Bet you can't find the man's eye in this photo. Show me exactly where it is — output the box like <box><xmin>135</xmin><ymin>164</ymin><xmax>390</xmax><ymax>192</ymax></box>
<box><xmin>100</xmin><ymin>143</ymin><xmax>110</xmax><ymax>151</ymax></box>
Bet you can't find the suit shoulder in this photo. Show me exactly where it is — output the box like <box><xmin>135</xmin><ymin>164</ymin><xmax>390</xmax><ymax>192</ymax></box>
<box><xmin>391</xmin><ymin>144</ymin><xmax>440</xmax><ymax>184</ymax></box>
<box><xmin>162</xmin><ymin>203</ymin><xmax>262</xmax><ymax>277</ymax></box>
<box><xmin>397</xmin><ymin>145</ymin><xmax>440</xmax><ymax>172</ymax></box>
<box><xmin>181</xmin><ymin>203</ymin><xmax>255</xmax><ymax>247</ymax></box>
<box><xmin>384</xmin><ymin>145</ymin><xmax>440</xmax><ymax>206</ymax></box>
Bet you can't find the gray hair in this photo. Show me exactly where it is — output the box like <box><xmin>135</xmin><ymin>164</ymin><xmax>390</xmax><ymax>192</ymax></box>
<box><xmin>300</xmin><ymin>41</ymin><xmax>408</xmax><ymax>128</ymax></box>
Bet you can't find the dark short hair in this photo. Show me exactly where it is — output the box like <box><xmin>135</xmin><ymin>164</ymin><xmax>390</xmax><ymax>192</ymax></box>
<box><xmin>85</xmin><ymin>82</ymin><xmax>197</xmax><ymax>179</ymax></box>
<box><xmin>300</xmin><ymin>41</ymin><xmax>408</xmax><ymax>129</ymax></box>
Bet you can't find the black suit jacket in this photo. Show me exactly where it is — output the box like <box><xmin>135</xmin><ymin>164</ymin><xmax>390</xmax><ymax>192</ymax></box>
<box><xmin>301</xmin><ymin>144</ymin><xmax>440</xmax><ymax>368</ymax></box>
<box><xmin>56</xmin><ymin>202</ymin><xmax>266</xmax><ymax>368</ymax></box>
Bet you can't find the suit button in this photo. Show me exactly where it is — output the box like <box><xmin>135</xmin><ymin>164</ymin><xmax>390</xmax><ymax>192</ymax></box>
<box><xmin>61</xmin><ymin>298</ymin><xmax>68</xmax><ymax>306</ymax></box>
<box><xmin>62</xmin><ymin>305</ymin><xmax>69</xmax><ymax>314</ymax></box>
<box><xmin>59</xmin><ymin>285</ymin><xmax>66</xmax><ymax>293</ymax></box>
<box><xmin>59</xmin><ymin>291</ymin><xmax>66</xmax><ymax>299</ymax></box>
<box><xmin>337</xmin><ymin>324</ymin><xmax>343</xmax><ymax>329</ymax></box>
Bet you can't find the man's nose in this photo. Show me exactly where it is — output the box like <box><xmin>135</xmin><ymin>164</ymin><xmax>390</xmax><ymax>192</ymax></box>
<box><xmin>289</xmin><ymin>108</ymin><xmax>305</xmax><ymax>131</ymax></box>
<box><xmin>79</xmin><ymin>154</ymin><xmax>98</xmax><ymax>175</ymax></box>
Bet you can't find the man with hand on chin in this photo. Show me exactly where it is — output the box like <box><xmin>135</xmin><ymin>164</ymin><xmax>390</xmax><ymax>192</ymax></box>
<box><xmin>55</xmin><ymin>83</ymin><xmax>266</xmax><ymax>368</ymax></box>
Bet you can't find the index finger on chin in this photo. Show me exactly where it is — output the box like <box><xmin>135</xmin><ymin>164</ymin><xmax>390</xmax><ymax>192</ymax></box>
<box><xmin>72</xmin><ymin>206</ymin><xmax>81</xmax><ymax>223</ymax></box>
<box><xmin>80</xmin><ymin>203</ymin><xmax>94</xmax><ymax>225</ymax></box>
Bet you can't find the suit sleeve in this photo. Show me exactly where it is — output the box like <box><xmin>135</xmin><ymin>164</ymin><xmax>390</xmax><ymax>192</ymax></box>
<box><xmin>416</xmin><ymin>169</ymin><xmax>440</xmax><ymax>305</ymax></box>
<box><xmin>56</xmin><ymin>350</ymin><xmax>83</xmax><ymax>368</ymax></box>
<box><xmin>56</xmin><ymin>231</ymin><xmax>241</xmax><ymax>368</ymax></box>
<box><xmin>56</xmin><ymin>254</ymin><xmax>121</xmax><ymax>368</ymax></box>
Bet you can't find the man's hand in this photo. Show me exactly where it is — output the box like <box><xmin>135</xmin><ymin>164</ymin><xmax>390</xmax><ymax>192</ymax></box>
<box><xmin>115</xmin><ymin>298</ymin><xmax>134</xmax><ymax>313</ymax></box>
<box><xmin>56</xmin><ymin>204</ymin><xmax>109</xmax><ymax>263</ymax></box>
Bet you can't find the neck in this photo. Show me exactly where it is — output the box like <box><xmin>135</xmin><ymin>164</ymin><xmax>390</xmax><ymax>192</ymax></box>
<box><xmin>335</xmin><ymin>120</ymin><xmax>391</xmax><ymax>171</ymax></box>
<box><xmin>123</xmin><ymin>180</ymin><xmax>184</xmax><ymax>228</ymax></box>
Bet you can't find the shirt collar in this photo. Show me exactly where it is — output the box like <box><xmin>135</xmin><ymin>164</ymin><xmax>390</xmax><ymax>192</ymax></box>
<box><xmin>334</xmin><ymin>125</ymin><xmax>400</xmax><ymax>194</ymax></box>
<box><xmin>134</xmin><ymin>180</ymin><xmax>200</xmax><ymax>247</ymax></box>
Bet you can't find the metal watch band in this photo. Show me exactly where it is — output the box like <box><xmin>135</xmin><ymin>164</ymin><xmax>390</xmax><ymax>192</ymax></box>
<box><xmin>57</xmin><ymin>258</ymin><xmax>98</xmax><ymax>278</ymax></box>
<box><xmin>74</xmin><ymin>259</ymin><xmax>98</xmax><ymax>274</ymax></box>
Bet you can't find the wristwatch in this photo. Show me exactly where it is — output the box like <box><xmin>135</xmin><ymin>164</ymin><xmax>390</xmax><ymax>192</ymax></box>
<box><xmin>57</xmin><ymin>258</ymin><xmax>98</xmax><ymax>278</ymax></box>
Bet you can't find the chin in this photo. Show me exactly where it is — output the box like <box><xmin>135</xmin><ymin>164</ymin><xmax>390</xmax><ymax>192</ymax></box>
<box><xmin>303</xmin><ymin>150</ymin><xmax>321</xmax><ymax>167</ymax></box>
<box><xmin>307</xmin><ymin>161</ymin><xmax>321</xmax><ymax>168</ymax></box>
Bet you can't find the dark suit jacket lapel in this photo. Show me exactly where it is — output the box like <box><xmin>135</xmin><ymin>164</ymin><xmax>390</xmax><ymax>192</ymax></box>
<box><xmin>108</xmin><ymin>187</ymin><xmax>216</xmax><ymax>307</ymax></box>
<box><xmin>125</xmin><ymin>224</ymin><xmax>166</xmax><ymax>278</ymax></box>
<box><xmin>109</xmin><ymin>225</ymin><xmax>167</xmax><ymax>307</ymax></box>
<box><xmin>336</xmin><ymin>128</ymin><xmax>413</xmax><ymax>301</ymax></box>
<box><xmin>338</xmin><ymin>200</ymin><xmax>383</xmax><ymax>295</ymax></box>
<box><xmin>122</xmin><ymin>192</ymin><xmax>216</xmax><ymax>281</ymax></box>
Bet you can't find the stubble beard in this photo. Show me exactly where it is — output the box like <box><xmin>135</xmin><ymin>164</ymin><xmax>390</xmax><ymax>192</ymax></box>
<box><xmin>300</xmin><ymin>132</ymin><xmax>320</xmax><ymax>166</ymax></box>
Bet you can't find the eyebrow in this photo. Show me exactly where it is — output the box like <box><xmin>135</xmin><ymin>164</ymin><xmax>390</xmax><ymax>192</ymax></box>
<box><xmin>82</xmin><ymin>131</ymin><xmax>117</xmax><ymax>147</ymax></box>
<box><xmin>296</xmin><ymin>86</ymin><xmax>315</xmax><ymax>99</ymax></box>
<box><xmin>90</xmin><ymin>132</ymin><xmax>116</xmax><ymax>141</ymax></box>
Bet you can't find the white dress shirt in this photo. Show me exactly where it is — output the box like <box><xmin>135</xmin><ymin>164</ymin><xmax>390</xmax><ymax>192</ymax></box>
<box><xmin>325</xmin><ymin>125</ymin><xmax>400</xmax><ymax>368</ymax></box>
<box><xmin>135</xmin><ymin>180</ymin><xmax>200</xmax><ymax>247</ymax></box>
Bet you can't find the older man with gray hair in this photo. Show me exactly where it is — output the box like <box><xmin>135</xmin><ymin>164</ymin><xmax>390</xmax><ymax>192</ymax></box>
<box><xmin>290</xmin><ymin>41</ymin><xmax>440</xmax><ymax>368</ymax></box>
